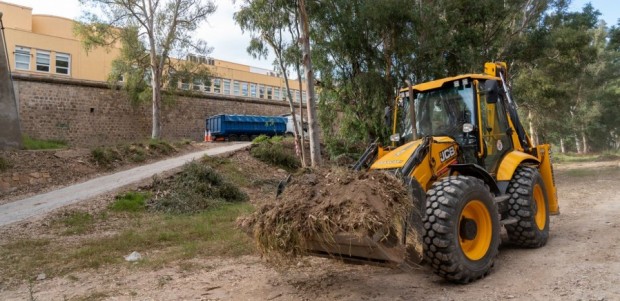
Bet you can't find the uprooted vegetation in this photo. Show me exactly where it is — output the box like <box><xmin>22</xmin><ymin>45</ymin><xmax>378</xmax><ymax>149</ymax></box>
<box><xmin>250</xmin><ymin>135</ymin><xmax>301</xmax><ymax>171</ymax></box>
<box><xmin>148</xmin><ymin>161</ymin><xmax>248</xmax><ymax>214</ymax></box>
<box><xmin>238</xmin><ymin>168</ymin><xmax>415</xmax><ymax>262</ymax></box>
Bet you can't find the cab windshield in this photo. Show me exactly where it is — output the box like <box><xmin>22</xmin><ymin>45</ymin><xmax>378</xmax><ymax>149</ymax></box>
<box><xmin>398</xmin><ymin>84</ymin><xmax>475</xmax><ymax>143</ymax></box>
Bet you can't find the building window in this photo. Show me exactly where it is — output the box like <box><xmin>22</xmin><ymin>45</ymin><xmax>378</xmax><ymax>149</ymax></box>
<box><xmin>233</xmin><ymin>81</ymin><xmax>240</xmax><ymax>96</ymax></box>
<box><xmin>295</xmin><ymin>90</ymin><xmax>301</xmax><ymax>103</ymax></box>
<box><xmin>282</xmin><ymin>88</ymin><xmax>287</xmax><ymax>100</ymax></box>
<box><xmin>179</xmin><ymin>77</ymin><xmax>190</xmax><ymax>90</ymax></box>
<box><xmin>205</xmin><ymin>80</ymin><xmax>211</xmax><ymax>92</ymax></box>
<box><xmin>223</xmin><ymin>79</ymin><xmax>231</xmax><ymax>95</ymax></box>
<box><xmin>36</xmin><ymin>50</ymin><xmax>50</xmax><ymax>72</ymax></box>
<box><xmin>55</xmin><ymin>53</ymin><xmax>70</xmax><ymax>74</ymax></box>
<box><xmin>242</xmin><ymin>82</ymin><xmax>248</xmax><ymax>96</ymax></box>
<box><xmin>302</xmin><ymin>92</ymin><xmax>306</xmax><ymax>103</ymax></box>
<box><xmin>214</xmin><ymin>78</ymin><xmax>221</xmax><ymax>93</ymax></box>
<box><xmin>14</xmin><ymin>46</ymin><xmax>30</xmax><ymax>70</ymax></box>
<box><xmin>267</xmin><ymin>87</ymin><xmax>273</xmax><ymax>100</ymax></box>
<box><xmin>274</xmin><ymin>88</ymin><xmax>280</xmax><ymax>100</ymax></box>
<box><xmin>193</xmin><ymin>79</ymin><xmax>203</xmax><ymax>91</ymax></box>
<box><xmin>259</xmin><ymin>85</ymin><xmax>265</xmax><ymax>98</ymax></box>
<box><xmin>250</xmin><ymin>83</ymin><xmax>257</xmax><ymax>98</ymax></box>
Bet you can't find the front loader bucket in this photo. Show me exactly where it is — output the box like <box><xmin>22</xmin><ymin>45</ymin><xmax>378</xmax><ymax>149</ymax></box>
<box><xmin>305</xmin><ymin>225</ymin><xmax>422</xmax><ymax>267</ymax></box>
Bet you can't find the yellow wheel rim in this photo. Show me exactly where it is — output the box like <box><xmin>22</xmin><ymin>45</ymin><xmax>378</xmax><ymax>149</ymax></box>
<box><xmin>533</xmin><ymin>184</ymin><xmax>546</xmax><ymax>230</ymax></box>
<box><xmin>459</xmin><ymin>200</ymin><xmax>492</xmax><ymax>261</ymax></box>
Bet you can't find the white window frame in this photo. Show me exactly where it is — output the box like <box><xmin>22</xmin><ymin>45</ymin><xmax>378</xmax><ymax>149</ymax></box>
<box><xmin>214</xmin><ymin>78</ymin><xmax>221</xmax><ymax>93</ymax></box>
<box><xmin>55</xmin><ymin>52</ymin><xmax>70</xmax><ymax>75</ymax></box>
<box><xmin>250</xmin><ymin>83</ymin><xmax>257</xmax><ymax>98</ymax></box>
<box><xmin>192</xmin><ymin>78</ymin><xmax>203</xmax><ymax>91</ymax></box>
<box><xmin>274</xmin><ymin>88</ymin><xmax>280</xmax><ymax>100</ymax></box>
<box><xmin>233</xmin><ymin>81</ymin><xmax>240</xmax><ymax>96</ymax></box>
<box><xmin>223</xmin><ymin>79</ymin><xmax>231</xmax><ymax>95</ymax></box>
<box><xmin>241</xmin><ymin>82</ymin><xmax>248</xmax><ymax>97</ymax></box>
<box><xmin>259</xmin><ymin>85</ymin><xmax>265</xmax><ymax>98</ymax></box>
<box><xmin>267</xmin><ymin>87</ymin><xmax>273</xmax><ymax>100</ymax></box>
<box><xmin>14</xmin><ymin>46</ymin><xmax>30</xmax><ymax>70</ymax></box>
<box><xmin>35</xmin><ymin>50</ymin><xmax>51</xmax><ymax>72</ymax></box>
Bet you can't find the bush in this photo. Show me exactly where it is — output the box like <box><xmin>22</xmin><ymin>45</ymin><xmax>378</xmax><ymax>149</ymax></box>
<box><xmin>149</xmin><ymin>139</ymin><xmax>175</xmax><ymax>155</ymax></box>
<box><xmin>22</xmin><ymin>135</ymin><xmax>67</xmax><ymax>150</ymax></box>
<box><xmin>252</xmin><ymin>134</ymin><xmax>271</xmax><ymax>144</ymax></box>
<box><xmin>91</xmin><ymin>147</ymin><xmax>121</xmax><ymax>167</ymax></box>
<box><xmin>148</xmin><ymin>161</ymin><xmax>248</xmax><ymax>214</ymax></box>
<box><xmin>110</xmin><ymin>191</ymin><xmax>148</xmax><ymax>212</ymax></box>
<box><xmin>250</xmin><ymin>139</ymin><xmax>300</xmax><ymax>171</ymax></box>
<box><xmin>0</xmin><ymin>156</ymin><xmax>10</xmax><ymax>172</ymax></box>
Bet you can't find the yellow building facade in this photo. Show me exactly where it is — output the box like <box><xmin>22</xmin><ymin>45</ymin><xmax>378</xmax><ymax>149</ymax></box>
<box><xmin>0</xmin><ymin>1</ymin><xmax>307</xmax><ymax>103</ymax></box>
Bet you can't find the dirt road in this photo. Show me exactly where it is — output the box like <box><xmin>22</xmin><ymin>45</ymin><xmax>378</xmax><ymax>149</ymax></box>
<box><xmin>2</xmin><ymin>161</ymin><xmax>619</xmax><ymax>300</ymax></box>
<box><xmin>0</xmin><ymin>142</ymin><xmax>250</xmax><ymax>226</ymax></box>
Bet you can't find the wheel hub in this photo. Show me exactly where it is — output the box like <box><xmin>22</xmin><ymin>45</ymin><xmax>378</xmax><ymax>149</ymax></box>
<box><xmin>460</xmin><ymin>218</ymin><xmax>478</xmax><ymax>240</ymax></box>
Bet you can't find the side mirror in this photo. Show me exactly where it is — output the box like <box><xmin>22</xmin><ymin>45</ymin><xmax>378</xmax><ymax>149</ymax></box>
<box><xmin>484</xmin><ymin>80</ymin><xmax>499</xmax><ymax>104</ymax></box>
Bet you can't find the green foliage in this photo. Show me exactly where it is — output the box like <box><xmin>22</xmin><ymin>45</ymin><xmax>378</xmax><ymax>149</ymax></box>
<box><xmin>110</xmin><ymin>192</ymin><xmax>148</xmax><ymax>212</ymax></box>
<box><xmin>148</xmin><ymin>162</ymin><xmax>248</xmax><ymax>214</ymax></box>
<box><xmin>22</xmin><ymin>136</ymin><xmax>67</xmax><ymax>150</ymax></box>
<box><xmin>148</xmin><ymin>139</ymin><xmax>175</xmax><ymax>155</ymax></box>
<box><xmin>251</xmin><ymin>134</ymin><xmax>270</xmax><ymax>144</ymax></box>
<box><xmin>250</xmin><ymin>138</ymin><xmax>300</xmax><ymax>170</ymax></box>
<box><xmin>0</xmin><ymin>156</ymin><xmax>10</xmax><ymax>172</ymax></box>
<box><xmin>91</xmin><ymin>147</ymin><xmax>121</xmax><ymax>167</ymax></box>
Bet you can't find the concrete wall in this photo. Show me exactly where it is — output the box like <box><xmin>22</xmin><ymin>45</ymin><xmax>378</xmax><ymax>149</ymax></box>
<box><xmin>14</xmin><ymin>75</ymin><xmax>291</xmax><ymax>147</ymax></box>
<box><xmin>0</xmin><ymin>14</ymin><xmax>22</xmax><ymax>150</ymax></box>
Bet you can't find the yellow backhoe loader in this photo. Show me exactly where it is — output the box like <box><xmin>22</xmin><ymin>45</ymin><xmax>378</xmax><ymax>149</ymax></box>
<box><xmin>308</xmin><ymin>62</ymin><xmax>559</xmax><ymax>283</ymax></box>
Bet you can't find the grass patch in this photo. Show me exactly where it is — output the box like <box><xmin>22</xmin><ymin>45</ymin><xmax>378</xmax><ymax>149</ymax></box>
<box><xmin>110</xmin><ymin>192</ymin><xmax>148</xmax><ymax>212</ymax></box>
<box><xmin>553</xmin><ymin>151</ymin><xmax>620</xmax><ymax>163</ymax></box>
<box><xmin>148</xmin><ymin>162</ymin><xmax>248</xmax><ymax>214</ymax></box>
<box><xmin>0</xmin><ymin>203</ymin><xmax>255</xmax><ymax>285</ymax></box>
<box><xmin>251</xmin><ymin>136</ymin><xmax>300</xmax><ymax>171</ymax></box>
<box><xmin>0</xmin><ymin>155</ymin><xmax>10</xmax><ymax>172</ymax></box>
<box><xmin>22</xmin><ymin>135</ymin><xmax>67</xmax><ymax>150</ymax></box>
<box><xmin>53</xmin><ymin>211</ymin><xmax>95</xmax><ymax>235</ymax></box>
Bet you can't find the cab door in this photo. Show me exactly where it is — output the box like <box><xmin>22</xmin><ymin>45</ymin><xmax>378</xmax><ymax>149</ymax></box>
<box><xmin>478</xmin><ymin>81</ymin><xmax>513</xmax><ymax>174</ymax></box>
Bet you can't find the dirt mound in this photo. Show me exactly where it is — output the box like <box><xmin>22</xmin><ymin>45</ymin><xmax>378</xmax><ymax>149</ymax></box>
<box><xmin>239</xmin><ymin>168</ymin><xmax>413</xmax><ymax>261</ymax></box>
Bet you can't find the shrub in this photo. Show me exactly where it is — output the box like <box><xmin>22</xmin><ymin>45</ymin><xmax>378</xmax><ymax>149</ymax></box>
<box><xmin>250</xmin><ymin>140</ymin><xmax>300</xmax><ymax>171</ymax></box>
<box><xmin>148</xmin><ymin>139</ymin><xmax>175</xmax><ymax>155</ymax></box>
<box><xmin>252</xmin><ymin>134</ymin><xmax>270</xmax><ymax>144</ymax></box>
<box><xmin>148</xmin><ymin>161</ymin><xmax>248</xmax><ymax>214</ymax></box>
<box><xmin>0</xmin><ymin>156</ymin><xmax>10</xmax><ymax>172</ymax></box>
<box><xmin>91</xmin><ymin>147</ymin><xmax>121</xmax><ymax>167</ymax></box>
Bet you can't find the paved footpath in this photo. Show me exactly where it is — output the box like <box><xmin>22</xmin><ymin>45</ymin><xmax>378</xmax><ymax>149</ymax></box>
<box><xmin>0</xmin><ymin>142</ymin><xmax>251</xmax><ymax>227</ymax></box>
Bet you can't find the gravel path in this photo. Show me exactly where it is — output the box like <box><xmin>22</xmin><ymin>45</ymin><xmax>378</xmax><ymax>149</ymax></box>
<box><xmin>0</xmin><ymin>142</ymin><xmax>250</xmax><ymax>226</ymax></box>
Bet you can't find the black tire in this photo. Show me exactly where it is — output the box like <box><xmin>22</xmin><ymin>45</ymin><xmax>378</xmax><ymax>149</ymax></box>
<box><xmin>423</xmin><ymin>175</ymin><xmax>500</xmax><ymax>283</ymax></box>
<box><xmin>505</xmin><ymin>166</ymin><xmax>549</xmax><ymax>248</ymax></box>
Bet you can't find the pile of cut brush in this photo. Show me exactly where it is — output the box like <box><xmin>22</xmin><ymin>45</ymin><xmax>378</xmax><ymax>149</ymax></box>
<box><xmin>238</xmin><ymin>168</ymin><xmax>415</xmax><ymax>263</ymax></box>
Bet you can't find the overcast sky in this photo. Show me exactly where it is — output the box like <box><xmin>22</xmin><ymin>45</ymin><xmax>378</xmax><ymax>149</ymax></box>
<box><xmin>1</xmin><ymin>0</ymin><xmax>618</xmax><ymax>71</ymax></box>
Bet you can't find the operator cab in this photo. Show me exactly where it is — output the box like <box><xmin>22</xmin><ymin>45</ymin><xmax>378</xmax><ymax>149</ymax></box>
<box><xmin>392</xmin><ymin>75</ymin><xmax>514</xmax><ymax>175</ymax></box>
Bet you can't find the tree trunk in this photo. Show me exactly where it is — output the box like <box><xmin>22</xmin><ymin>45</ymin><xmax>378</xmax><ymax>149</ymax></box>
<box><xmin>276</xmin><ymin>56</ymin><xmax>304</xmax><ymax>165</ymax></box>
<box><xmin>574</xmin><ymin>133</ymin><xmax>582</xmax><ymax>154</ymax></box>
<box><xmin>560</xmin><ymin>138</ymin><xmax>565</xmax><ymax>153</ymax></box>
<box><xmin>581</xmin><ymin>128</ymin><xmax>588</xmax><ymax>154</ymax></box>
<box><xmin>298</xmin><ymin>0</ymin><xmax>321</xmax><ymax>167</ymax></box>
<box><xmin>151</xmin><ymin>66</ymin><xmax>162</xmax><ymax>139</ymax></box>
<box><xmin>296</xmin><ymin>66</ymin><xmax>306</xmax><ymax>167</ymax></box>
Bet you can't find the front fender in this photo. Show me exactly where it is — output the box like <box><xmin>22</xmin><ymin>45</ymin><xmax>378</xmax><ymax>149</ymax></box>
<box><xmin>496</xmin><ymin>151</ymin><xmax>539</xmax><ymax>181</ymax></box>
